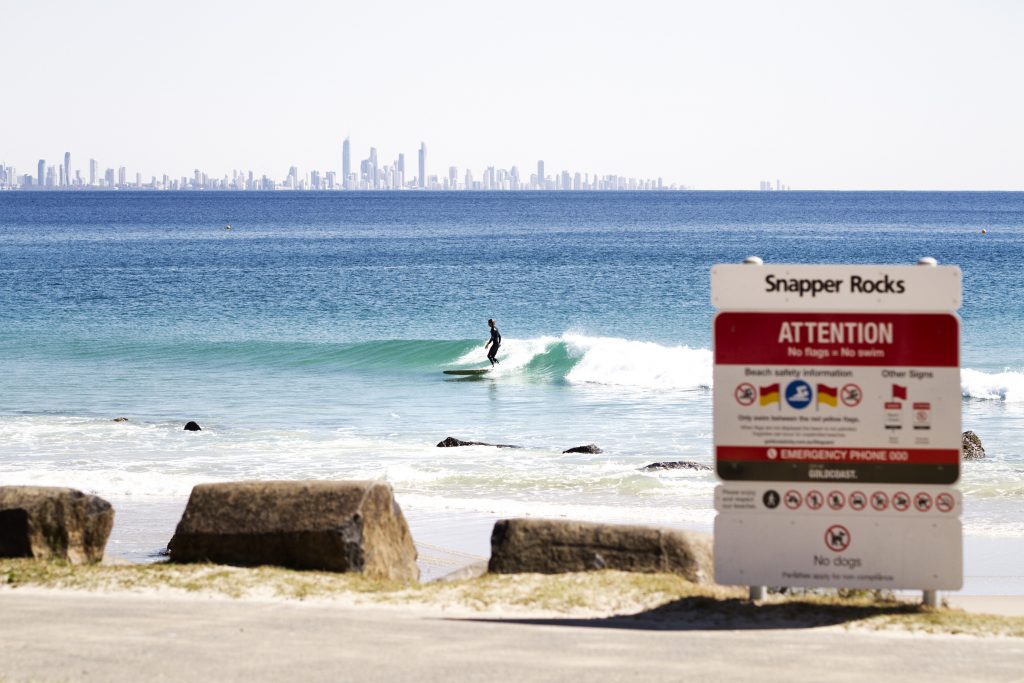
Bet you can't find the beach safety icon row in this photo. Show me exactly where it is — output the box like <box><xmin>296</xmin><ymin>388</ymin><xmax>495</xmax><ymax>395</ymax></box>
<box><xmin>715</xmin><ymin>483</ymin><xmax>961</xmax><ymax>517</ymax></box>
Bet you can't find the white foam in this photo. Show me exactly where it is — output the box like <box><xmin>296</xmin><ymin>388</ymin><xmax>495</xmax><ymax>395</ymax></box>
<box><xmin>449</xmin><ymin>333</ymin><xmax>713</xmax><ymax>391</ymax></box>
<box><xmin>962</xmin><ymin>368</ymin><xmax>1024</xmax><ymax>402</ymax></box>
<box><xmin>563</xmin><ymin>334</ymin><xmax>712</xmax><ymax>391</ymax></box>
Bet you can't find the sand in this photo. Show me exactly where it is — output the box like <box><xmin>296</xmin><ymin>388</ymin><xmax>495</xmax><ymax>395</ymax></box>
<box><xmin>1</xmin><ymin>587</ymin><xmax>1023</xmax><ymax>683</ymax></box>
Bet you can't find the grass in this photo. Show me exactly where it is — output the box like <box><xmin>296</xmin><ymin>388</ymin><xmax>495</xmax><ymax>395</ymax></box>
<box><xmin>2</xmin><ymin>559</ymin><xmax>1022</xmax><ymax>637</ymax></box>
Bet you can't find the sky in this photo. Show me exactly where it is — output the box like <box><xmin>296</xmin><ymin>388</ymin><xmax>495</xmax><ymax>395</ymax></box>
<box><xmin>2</xmin><ymin>0</ymin><xmax>1022</xmax><ymax>190</ymax></box>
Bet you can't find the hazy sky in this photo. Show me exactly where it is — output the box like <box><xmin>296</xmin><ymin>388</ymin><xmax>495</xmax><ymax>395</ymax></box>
<box><xmin>3</xmin><ymin>0</ymin><xmax>1021</xmax><ymax>189</ymax></box>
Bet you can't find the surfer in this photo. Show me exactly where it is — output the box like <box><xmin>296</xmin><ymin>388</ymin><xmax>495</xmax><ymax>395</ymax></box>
<box><xmin>484</xmin><ymin>319</ymin><xmax>501</xmax><ymax>365</ymax></box>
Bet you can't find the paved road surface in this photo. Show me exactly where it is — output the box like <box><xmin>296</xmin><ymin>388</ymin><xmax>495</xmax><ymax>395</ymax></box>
<box><xmin>1</xmin><ymin>591</ymin><xmax>1022</xmax><ymax>682</ymax></box>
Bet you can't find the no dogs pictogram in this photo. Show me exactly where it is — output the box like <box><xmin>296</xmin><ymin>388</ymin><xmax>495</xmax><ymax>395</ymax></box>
<box><xmin>824</xmin><ymin>524</ymin><xmax>851</xmax><ymax>552</ymax></box>
<box><xmin>784</xmin><ymin>490</ymin><xmax>802</xmax><ymax>510</ymax></box>
<box><xmin>936</xmin><ymin>492</ymin><xmax>955</xmax><ymax>513</ymax></box>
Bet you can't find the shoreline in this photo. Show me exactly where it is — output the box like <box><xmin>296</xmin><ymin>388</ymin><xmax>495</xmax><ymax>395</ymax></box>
<box><xmin>101</xmin><ymin>495</ymin><xmax>1024</xmax><ymax>593</ymax></box>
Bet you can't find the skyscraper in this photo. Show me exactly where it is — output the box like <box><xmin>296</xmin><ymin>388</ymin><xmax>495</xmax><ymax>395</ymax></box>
<box><xmin>537</xmin><ymin>160</ymin><xmax>544</xmax><ymax>189</ymax></box>
<box><xmin>342</xmin><ymin>138</ymin><xmax>351</xmax><ymax>189</ymax></box>
<box><xmin>63</xmin><ymin>152</ymin><xmax>70</xmax><ymax>188</ymax></box>
<box><xmin>418</xmin><ymin>142</ymin><xmax>426</xmax><ymax>189</ymax></box>
<box><xmin>89</xmin><ymin>159</ymin><xmax>98</xmax><ymax>186</ymax></box>
<box><xmin>37</xmin><ymin>159</ymin><xmax>45</xmax><ymax>186</ymax></box>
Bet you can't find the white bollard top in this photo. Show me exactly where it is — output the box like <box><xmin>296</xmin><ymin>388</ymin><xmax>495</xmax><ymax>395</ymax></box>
<box><xmin>743</xmin><ymin>256</ymin><xmax>764</xmax><ymax>265</ymax></box>
<box><xmin>918</xmin><ymin>257</ymin><xmax>938</xmax><ymax>266</ymax></box>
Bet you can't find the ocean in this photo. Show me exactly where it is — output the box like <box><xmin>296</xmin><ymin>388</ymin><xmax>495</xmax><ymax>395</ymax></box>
<box><xmin>0</xmin><ymin>191</ymin><xmax>1021</xmax><ymax>581</ymax></box>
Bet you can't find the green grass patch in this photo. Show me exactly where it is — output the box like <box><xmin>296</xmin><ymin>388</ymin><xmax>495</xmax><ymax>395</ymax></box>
<box><xmin>2</xmin><ymin>559</ymin><xmax>1021</xmax><ymax>637</ymax></box>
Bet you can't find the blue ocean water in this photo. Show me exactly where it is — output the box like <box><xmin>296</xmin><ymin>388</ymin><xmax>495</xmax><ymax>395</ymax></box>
<box><xmin>0</xmin><ymin>191</ymin><xmax>1022</xmax><ymax>561</ymax></box>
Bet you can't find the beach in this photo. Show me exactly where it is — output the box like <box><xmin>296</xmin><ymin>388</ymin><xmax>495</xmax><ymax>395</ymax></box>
<box><xmin>2</xmin><ymin>578</ymin><xmax>1024</xmax><ymax>682</ymax></box>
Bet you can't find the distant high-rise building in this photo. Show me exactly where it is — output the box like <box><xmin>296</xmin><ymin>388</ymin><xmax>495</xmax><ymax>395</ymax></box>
<box><xmin>342</xmin><ymin>137</ymin><xmax>351</xmax><ymax>189</ymax></box>
<box><xmin>63</xmin><ymin>152</ymin><xmax>70</xmax><ymax>188</ymax></box>
<box><xmin>118</xmin><ymin>167</ymin><xmax>126</xmax><ymax>187</ymax></box>
<box><xmin>537</xmin><ymin>160</ymin><xmax>544</xmax><ymax>188</ymax></box>
<box><xmin>418</xmin><ymin>142</ymin><xmax>426</xmax><ymax>189</ymax></box>
<box><xmin>449</xmin><ymin>166</ymin><xmax>457</xmax><ymax>189</ymax></box>
<box><xmin>398</xmin><ymin>153</ymin><xmax>405</xmax><ymax>176</ymax></box>
<box><xmin>37</xmin><ymin>159</ymin><xmax>45</xmax><ymax>186</ymax></box>
<box><xmin>369</xmin><ymin>147</ymin><xmax>379</xmax><ymax>189</ymax></box>
<box><xmin>89</xmin><ymin>159</ymin><xmax>97</xmax><ymax>186</ymax></box>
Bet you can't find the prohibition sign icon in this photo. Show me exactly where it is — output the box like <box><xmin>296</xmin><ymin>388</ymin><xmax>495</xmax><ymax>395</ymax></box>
<box><xmin>824</xmin><ymin>524</ymin><xmax>851</xmax><ymax>552</ymax></box>
<box><xmin>840</xmin><ymin>383</ymin><xmax>863</xmax><ymax>408</ymax></box>
<box><xmin>806</xmin><ymin>490</ymin><xmax>824</xmax><ymax>510</ymax></box>
<box><xmin>827</xmin><ymin>490</ymin><xmax>846</xmax><ymax>511</ymax></box>
<box><xmin>936</xmin><ymin>492</ymin><xmax>955</xmax><ymax>513</ymax></box>
<box><xmin>915</xmin><ymin>492</ymin><xmax>933</xmax><ymax>512</ymax></box>
<box><xmin>871</xmin><ymin>491</ymin><xmax>889</xmax><ymax>511</ymax></box>
<box><xmin>784</xmin><ymin>490</ymin><xmax>802</xmax><ymax>510</ymax></box>
<box><xmin>849</xmin><ymin>491</ymin><xmax>867</xmax><ymax>511</ymax></box>
<box><xmin>893</xmin><ymin>491</ymin><xmax>911</xmax><ymax>512</ymax></box>
<box><xmin>735</xmin><ymin>383</ymin><xmax>756</xmax><ymax>406</ymax></box>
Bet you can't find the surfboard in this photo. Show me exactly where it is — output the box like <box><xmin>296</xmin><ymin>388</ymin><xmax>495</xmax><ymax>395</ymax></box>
<box><xmin>443</xmin><ymin>369</ymin><xmax>491</xmax><ymax>376</ymax></box>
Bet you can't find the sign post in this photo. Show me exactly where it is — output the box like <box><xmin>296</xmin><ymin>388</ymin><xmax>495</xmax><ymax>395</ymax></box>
<box><xmin>711</xmin><ymin>259</ymin><xmax>963</xmax><ymax>600</ymax></box>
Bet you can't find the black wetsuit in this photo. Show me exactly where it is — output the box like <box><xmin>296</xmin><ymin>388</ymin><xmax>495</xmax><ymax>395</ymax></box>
<box><xmin>487</xmin><ymin>326</ymin><xmax>501</xmax><ymax>363</ymax></box>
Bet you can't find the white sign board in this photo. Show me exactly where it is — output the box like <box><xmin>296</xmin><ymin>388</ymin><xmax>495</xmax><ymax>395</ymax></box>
<box><xmin>711</xmin><ymin>262</ymin><xmax>963</xmax><ymax>591</ymax></box>
<box><xmin>715</xmin><ymin>484</ymin><xmax>962</xmax><ymax>589</ymax></box>
<box><xmin>711</xmin><ymin>264</ymin><xmax>962</xmax><ymax>311</ymax></box>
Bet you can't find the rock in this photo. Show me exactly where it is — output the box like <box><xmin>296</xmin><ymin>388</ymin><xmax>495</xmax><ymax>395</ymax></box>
<box><xmin>488</xmin><ymin>518</ymin><xmax>713</xmax><ymax>583</ymax></box>
<box><xmin>562</xmin><ymin>444</ymin><xmax>603</xmax><ymax>454</ymax></box>
<box><xmin>0</xmin><ymin>486</ymin><xmax>114</xmax><ymax>564</ymax></box>
<box><xmin>641</xmin><ymin>460</ymin><xmax>712</xmax><ymax>472</ymax></box>
<box><xmin>436</xmin><ymin>436</ymin><xmax>520</xmax><ymax>449</ymax></box>
<box><xmin>437</xmin><ymin>436</ymin><xmax>489</xmax><ymax>447</ymax></box>
<box><xmin>183</xmin><ymin>421</ymin><xmax>202</xmax><ymax>432</ymax></box>
<box><xmin>168</xmin><ymin>480</ymin><xmax>418</xmax><ymax>581</ymax></box>
<box><xmin>962</xmin><ymin>431</ymin><xmax>986</xmax><ymax>460</ymax></box>
<box><xmin>112</xmin><ymin>417</ymin><xmax>129</xmax><ymax>422</ymax></box>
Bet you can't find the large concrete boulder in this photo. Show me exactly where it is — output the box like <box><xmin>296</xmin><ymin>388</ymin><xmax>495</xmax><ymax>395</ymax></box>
<box><xmin>488</xmin><ymin>518</ymin><xmax>713</xmax><ymax>583</ymax></box>
<box><xmin>168</xmin><ymin>481</ymin><xmax>418</xmax><ymax>581</ymax></box>
<box><xmin>962</xmin><ymin>431</ymin><xmax>986</xmax><ymax>460</ymax></box>
<box><xmin>0</xmin><ymin>487</ymin><xmax>114</xmax><ymax>564</ymax></box>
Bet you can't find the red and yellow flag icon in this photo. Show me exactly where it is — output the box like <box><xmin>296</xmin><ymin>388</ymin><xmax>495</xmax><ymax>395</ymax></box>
<box><xmin>759</xmin><ymin>383</ymin><xmax>780</xmax><ymax>406</ymax></box>
<box><xmin>817</xmin><ymin>384</ymin><xmax>838</xmax><ymax>407</ymax></box>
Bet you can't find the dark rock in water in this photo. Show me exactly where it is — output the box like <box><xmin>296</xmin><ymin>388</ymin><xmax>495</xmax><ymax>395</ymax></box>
<box><xmin>437</xmin><ymin>436</ymin><xmax>489</xmax><ymax>447</ymax></box>
<box><xmin>641</xmin><ymin>460</ymin><xmax>712</xmax><ymax>472</ymax></box>
<box><xmin>168</xmin><ymin>480</ymin><xmax>418</xmax><ymax>580</ymax></box>
<box><xmin>436</xmin><ymin>436</ymin><xmax>520</xmax><ymax>449</ymax></box>
<box><xmin>0</xmin><ymin>486</ymin><xmax>114</xmax><ymax>564</ymax></box>
<box><xmin>562</xmin><ymin>444</ymin><xmax>603</xmax><ymax>454</ymax></box>
<box><xmin>962</xmin><ymin>431</ymin><xmax>986</xmax><ymax>460</ymax></box>
<box><xmin>183</xmin><ymin>421</ymin><xmax>202</xmax><ymax>432</ymax></box>
<box><xmin>112</xmin><ymin>417</ymin><xmax>129</xmax><ymax>422</ymax></box>
<box><xmin>488</xmin><ymin>518</ymin><xmax>713</xmax><ymax>582</ymax></box>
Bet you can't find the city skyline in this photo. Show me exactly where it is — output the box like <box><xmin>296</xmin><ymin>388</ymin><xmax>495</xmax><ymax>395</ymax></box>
<box><xmin>0</xmin><ymin>136</ymin><xmax>697</xmax><ymax>191</ymax></box>
<box><xmin>3</xmin><ymin>1</ymin><xmax>1021</xmax><ymax>190</ymax></box>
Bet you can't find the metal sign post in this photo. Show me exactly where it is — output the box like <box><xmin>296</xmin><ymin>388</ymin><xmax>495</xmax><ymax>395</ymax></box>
<box><xmin>712</xmin><ymin>259</ymin><xmax>963</xmax><ymax>602</ymax></box>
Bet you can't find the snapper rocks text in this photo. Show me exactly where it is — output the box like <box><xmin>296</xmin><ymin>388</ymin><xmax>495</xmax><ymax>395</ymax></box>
<box><xmin>765</xmin><ymin>274</ymin><xmax>907</xmax><ymax>298</ymax></box>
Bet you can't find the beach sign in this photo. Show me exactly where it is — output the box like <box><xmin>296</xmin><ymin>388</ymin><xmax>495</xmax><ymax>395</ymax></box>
<box><xmin>710</xmin><ymin>262</ymin><xmax>962</xmax><ymax>590</ymax></box>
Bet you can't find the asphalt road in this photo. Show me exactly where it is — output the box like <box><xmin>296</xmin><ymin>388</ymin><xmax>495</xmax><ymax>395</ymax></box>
<box><xmin>1</xmin><ymin>590</ymin><xmax>1022</xmax><ymax>682</ymax></box>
